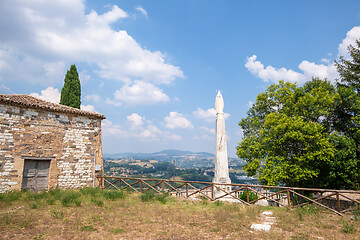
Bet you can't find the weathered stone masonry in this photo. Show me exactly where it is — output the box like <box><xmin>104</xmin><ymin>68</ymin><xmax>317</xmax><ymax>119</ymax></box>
<box><xmin>0</xmin><ymin>95</ymin><xmax>105</xmax><ymax>193</ymax></box>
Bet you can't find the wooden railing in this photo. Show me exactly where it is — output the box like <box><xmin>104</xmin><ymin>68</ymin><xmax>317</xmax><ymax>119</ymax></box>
<box><xmin>96</xmin><ymin>176</ymin><xmax>360</xmax><ymax>216</ymax></box>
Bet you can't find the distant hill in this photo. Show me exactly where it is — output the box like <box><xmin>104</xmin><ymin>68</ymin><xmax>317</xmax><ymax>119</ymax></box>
<box><xmin>103</xmin><ymin>149</ymin><xmax>244</xmax><ymax>168</ymax></box>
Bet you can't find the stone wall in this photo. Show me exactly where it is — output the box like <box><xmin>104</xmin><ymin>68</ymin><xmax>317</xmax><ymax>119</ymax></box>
<box><xmin>0</xmin><ymin>104</ymin><xmax>103</xmax><ymax>193</ymax></box>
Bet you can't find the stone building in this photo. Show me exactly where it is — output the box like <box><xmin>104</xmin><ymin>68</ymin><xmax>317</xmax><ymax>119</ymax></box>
<box><xmin>0</xmin><ymin>94</ymin><xmax>105</xmax><ymax>193</ymax></box>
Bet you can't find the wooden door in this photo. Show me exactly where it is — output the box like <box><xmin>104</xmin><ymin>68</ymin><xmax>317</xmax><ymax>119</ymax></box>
<box><xmin>22</xmin><ymin>160</ymin><xmax>50</xmax><ymax>191</ymax></box>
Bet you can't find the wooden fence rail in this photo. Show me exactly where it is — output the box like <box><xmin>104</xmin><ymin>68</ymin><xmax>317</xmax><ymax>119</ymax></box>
<box><xmin>96</xmin><ymin>176</ymin><xmax>360</xmax><ymax>216</ymax></box>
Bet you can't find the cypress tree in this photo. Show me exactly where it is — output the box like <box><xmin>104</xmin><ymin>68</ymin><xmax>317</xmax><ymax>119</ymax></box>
<box><xmin>60</xmin><ymin>64</ymin><xmax>81</xmax><ymax>109</ymax></box>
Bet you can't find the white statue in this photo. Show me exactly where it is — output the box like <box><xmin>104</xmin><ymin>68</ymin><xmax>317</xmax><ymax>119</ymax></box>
<box><xmin>213</xmin><ymin>91</ymin><xmax>231</xmax><ymax>196</ymax></box>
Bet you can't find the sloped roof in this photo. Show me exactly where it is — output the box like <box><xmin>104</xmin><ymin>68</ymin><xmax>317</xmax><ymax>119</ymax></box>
<box><xmin>0</xmin><ymin>94</ymin><xmax>105</xmax><ymax>119</ymax></box>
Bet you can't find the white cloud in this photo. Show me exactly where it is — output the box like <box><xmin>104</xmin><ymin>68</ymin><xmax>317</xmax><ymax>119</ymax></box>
<box><xmin>109</xmin><ymin>81</ymin><xmax>170</xmax><ymax>105</ymax></box>
<box><xmin>0</xmin><ymin>1</ymin><xmax>183</xmax><ymax>85</ymax></box>
<box><xmin>105</xmin><ymin>98</ymin><xmax>122</xmax><ymax>106</ymax></box>
<box><xmin>246</xmin><ymin>26</ymin><xmax>360</xmax><ymax>84</ymax></box>
<box><xmin>30</xmin><ymin>87</ymin><xmax>98</xmax><ymax>112</ymax></box>
<box><xmin>136</xmin><ymin>6</ymin><xmax>148</xmax><ymax>18</ymax></box>
<box><xmin>298</xmin><ymin>61</ymin><xmax>338</xmax><ymax>81</ymax></box>
<box><xmin>193</xmin><ymin>107</ymin><xmax>230</xmax><ymax>123</ymax></box>
<box><xmin>199</xmin><ymin>126</ymin><xmax>215</xmax><ymax>134</ymax></box>
<box><xmin>80</xmin><ymin>104</ymin><xmax>96</xmax><ymax>112</ymax></box>
<box><xmin>245</xmin><ymin>55</ymin><xmax>307</xmax><ymax>84</ymax></box>
<box><xmin>245</xmin><ymin>55</ymin><xmax>339</xmax><ymax>84</ymax></box>
<box><xmin>338</xmin><ymin>26</ymin><xmax>360</xmax><ymax>58</ymax></box>
<box><xmin>165</xmin><ymin>112</ymin><xmax>193</xmax><ymax>129</ymax></box>
<box><xmin>321</xmin><ymin>58</ymin><xmax>330</xmax><ymax>64</ymax></box>
<box><xmin>102</xmin><ymin>117</ymin><xmax>181</xmax><ymax>141</ymax></box>
<box><xmin>127</xmin><ymin>113</ymin><xmax>144</xmax><ymax>127</ymax></box>
<box><xmin>102</xmin><ymin>119</ymin><xmax>126</xmax><ymax>136</ymax></box>
<box><xmin>30</xmin><ymin>87</ymin><xmax>60</xmax><ymax>103</ymax></box>
<box><xmin>85</xmin><ymin>94</ymin><xmax>101</xmax><ymax>103</ymax></box>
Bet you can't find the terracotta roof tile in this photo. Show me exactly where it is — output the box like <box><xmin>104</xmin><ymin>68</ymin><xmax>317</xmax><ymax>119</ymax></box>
<box><xmin>0</xmin><ymin>94</ymin><xmax>105</xmax><ymax>119</ymax></box>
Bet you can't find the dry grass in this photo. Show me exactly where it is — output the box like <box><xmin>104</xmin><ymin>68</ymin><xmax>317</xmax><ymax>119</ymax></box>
<box><xmin>0</xmin><ymin>189</ymin><xmax>359</xmax><ymax>240</ymax></box>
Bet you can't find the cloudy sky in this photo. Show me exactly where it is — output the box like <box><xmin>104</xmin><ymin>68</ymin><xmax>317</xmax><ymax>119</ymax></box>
<box><xmin>1</xmin><ymin>0</ymin><xmax>360</xmax><ymax>156</ymax></box>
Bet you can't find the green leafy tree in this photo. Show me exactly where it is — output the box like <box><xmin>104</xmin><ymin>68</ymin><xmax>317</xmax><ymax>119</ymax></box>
<box><xmin>335</xmin><ymin>40</ymin><xmax>360</xmax><ymax>152</ymax></box>
<box><xmin>237</xmin><ymin>78</ymin><xmax>360</xmax><ymax>189</ymax></box>
<box><xmin>60</xmin><ymin>64</ymin><xmax>81</xmax><ymax>109</ymax></box>
<box><xmin>334</xmin><ymin>40</ymin><xmax>360</xmax><ymax>189</ymax></box>
<box><xmin>335</xmin><ymin>40</ymin><xmax>360</xmax><ymax>92</ymax></box>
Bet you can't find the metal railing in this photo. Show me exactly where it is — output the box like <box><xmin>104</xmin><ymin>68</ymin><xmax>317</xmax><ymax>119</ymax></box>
<box><xmin>96</xmin><ymin>176</ymin><xmax>360</xmax><ymax>216</ymax></box>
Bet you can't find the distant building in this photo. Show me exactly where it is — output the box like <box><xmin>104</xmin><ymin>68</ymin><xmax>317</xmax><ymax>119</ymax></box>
<box><xmin>0</xmin><ymin>94</ymin><xmax>105</xmax><ymax>192</ymax></box>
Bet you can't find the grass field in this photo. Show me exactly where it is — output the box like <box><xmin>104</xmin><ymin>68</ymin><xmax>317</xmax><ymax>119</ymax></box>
<box><xmin>0</xmin><ymin>188</ymin><xmax>359</xmax><ymax>240</ymax></box>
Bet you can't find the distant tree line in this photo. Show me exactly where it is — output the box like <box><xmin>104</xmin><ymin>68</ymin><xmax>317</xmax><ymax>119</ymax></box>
<box><xmin>237</xmin><ymin>40</ymin><xmax>360</xmax><ymax>190</ymax></box>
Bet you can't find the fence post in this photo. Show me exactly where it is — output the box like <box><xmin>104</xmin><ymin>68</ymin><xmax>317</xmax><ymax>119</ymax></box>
<box><xmin>162</xmin><ymin>181</ymin><xmax>165</xmax><ymax>193</ymax></box>
<box><xmin>287</xmin><ymin>189</ymin><xmax>291</xmax><ymax>207</ymax></box>
<box><xmin>336</xmin><ymin>192</ymin><xmax>341</xmax><ymax>212</ymax></box>
<box><xmin>186</xmin><ymin>183</ymin><xmax>188</xmax><ymax>198</ymax></box>
<box><xmin>119</xmin><ymin>178</ymin><xmax>122</xmax><ymax>189</ymax></box>
<box><xmin>140</xmin><ymin>180</ymin><xmax>143</xmax><ymax>193</ymax></box>
<box><xmin>246</xmin><ymin>185</ymin><xmax>249</xmax><ymax>203</ymax></box>
<box><xmin>211</xmin><ymin>183</ymin><xmax>214</xmax><ymax>200</ymax></box>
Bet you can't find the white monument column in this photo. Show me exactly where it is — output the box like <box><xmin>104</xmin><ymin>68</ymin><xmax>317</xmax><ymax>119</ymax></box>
<box><xmin>213</xmin><ymin>91</ymin><xmax>231</xmax><ymax>197</ymax></box>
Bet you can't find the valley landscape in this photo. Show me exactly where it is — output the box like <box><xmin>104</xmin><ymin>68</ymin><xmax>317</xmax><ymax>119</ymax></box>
<box><xmin>103</xmin><ymin>150</ymin><xmax>257</xmax><ymax>185</ymax></box>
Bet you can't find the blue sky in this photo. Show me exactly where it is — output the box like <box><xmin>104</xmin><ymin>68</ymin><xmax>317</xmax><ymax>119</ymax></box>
<box><xmin>0</xmin><ymin>1</ymin><xmax>360</xmax><ymax>157</ymax></box>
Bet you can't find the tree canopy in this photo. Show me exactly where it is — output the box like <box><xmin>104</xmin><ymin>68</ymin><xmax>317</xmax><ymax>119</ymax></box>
<box><xmin>237</xmin><ymin>41</ymin><xmax>360</xmax><ymax>189</ymax></box>
<box><xmin>60</xmin><ymin>64</ymin><xmax>81</xmax><ymax>109</ymax></box>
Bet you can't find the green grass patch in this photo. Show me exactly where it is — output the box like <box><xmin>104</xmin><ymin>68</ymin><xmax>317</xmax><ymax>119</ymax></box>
<box><xmin>29</xmin><ymin>202</ymin><xmax>38</xmax><ymax>209</ymax></box>
<box><xmin>81</xmin><ymin>225</ymin><xmax>97</xmax><ymax>232</ymax></box>
<box><xmin>102</xmin><ymin>190</ymin><xmax>125</xmax><ymax>201</ymax></box>
<box><xmin>50</xmin><ymin>210</ymin><xmax>64</xmax><ymax>219</ymax></box>
<box><xmin>110</xmin><ymin>228</ymin><xmax>126</xmax><ymax>234</ymax></box>
<box><xmin>155</xmin><ymin>193</ymin><xmax>168</xmax><ymax>204</ymax></box>
<box><xmin>0</xmin><ymin>190</ymin><xmax>23</xmax><ymax>203</ymax></box>
<box><xmin>140</xmin><ymin>191</ymin><xmax>155</xmax><ymax>202</ymax></box>
<box><xmin>61</xmin><ymin>191</ymin><xmax>81</xmax><ymax>207</ymax></box>
<box><xmin>342</xmin><ymin>221</ymin><xmax>357</xmax><ymax>234</ymax></box>
<box><xmin>91</xmin><ymin>198</ymin><xmax>104</xmax><ymax>207</ymax></box>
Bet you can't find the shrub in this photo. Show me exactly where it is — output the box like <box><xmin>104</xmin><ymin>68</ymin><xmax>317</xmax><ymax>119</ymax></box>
<box><xmin>140</xmin><ymin>192</ymin><xmax>155</xmax><ymax>202</ymax></box>
<box><xmin>80</xmin><ymin>187</ymin><xmax>102</xmax><ymax>196</ymax></box>
<box><xmin>46</xmin><ymin>198</ymin><xmax>55</xmax><ymax>205</ymax></box>
<box><xmin>91</xmin><ymin>198</ymin><xmax>104</xmax><ymax>207</ymax></box>
<box><xmin>29</xmin><ymin>202</ymin><xmax>38</xmax><ymax>209</ymax></box>
<box><xmin>34</xmin><ymin>191</ymin><xmax>48</xmax><ymax>200</ymax></box>
<box><xmin>1</xmin><ymin>190</ymin><xmax>23</xmax><ymax>202</ymax></box>
<box><xmin>155</xmin><ymin>193</ymin><xmax>168</xmax><ymax>204</ymax></box>
<box><xmin>239</xmin><ymin>190</ymin><xmax>258</xmax><ymax>202</ymax></box>
<box><xmin>25</xmin><ymin>191</ymin><xmax>48</xmax><ymax>201</ymax></box>
<box><xmin>102</xmin><ymin>190</ymin><xmax>125</xmax><ymax>201</ymax></box>
<box><xmin>74</xmin><ymin>199</ymin><xmax>82</xmax><ymax>207</ymax></box>
<box><xmin>48</xmin><ymin>188</ymin><xmax>62</xmax><ymax>200</ymax></box>
<box><xmin>61</xmin><ymin>191</ymin><xmax>81</xmax><ymax>207</ymax></box>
